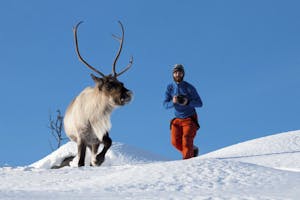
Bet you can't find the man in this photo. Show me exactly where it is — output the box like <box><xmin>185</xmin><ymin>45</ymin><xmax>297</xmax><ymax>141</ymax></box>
<box><xmin>163</xmin><ymin>64</ymin><xmax>203</xmax><ymax>159</ymax></box>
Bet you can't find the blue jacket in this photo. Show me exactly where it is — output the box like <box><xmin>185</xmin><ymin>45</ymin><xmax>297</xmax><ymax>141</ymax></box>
<box><xmin>163</xmin><ymin>81</ymin><xmax>203</xmax><ymax>118</ymax></box>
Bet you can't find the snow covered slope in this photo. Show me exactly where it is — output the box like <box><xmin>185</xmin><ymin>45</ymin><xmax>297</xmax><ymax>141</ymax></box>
<box><xmin>200</xmin><ymin>130</ymin><xmax>300</xmax><ymax>172</ymax></box>
<box><xmin>1</xmin><ymin>130</ymin><xmax>300</xmax><ymax>200</ymax></box>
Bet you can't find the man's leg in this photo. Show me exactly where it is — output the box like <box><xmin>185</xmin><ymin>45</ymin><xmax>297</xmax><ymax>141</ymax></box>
<box><xmin>171</xmin><ymin>119</ymin><xmax>183</xmax><ymax>153</ymax></box>
<box><xmin>182</xmin><ymin>119</ymin><xmax>197</xmax><ymax>159</ymax></box>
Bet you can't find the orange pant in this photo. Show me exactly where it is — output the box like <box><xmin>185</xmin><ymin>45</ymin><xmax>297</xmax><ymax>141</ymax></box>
<box><xmin>171</xmin><ymin>115</ymin><xmax>198</xmax><ymax>159</ymax></box>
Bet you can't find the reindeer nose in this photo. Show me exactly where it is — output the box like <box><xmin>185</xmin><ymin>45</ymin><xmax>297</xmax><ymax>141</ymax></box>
<box><xmin>119</xmin><ymin>88</ymin><xmax>132</xmax><ymax>105</ymax></box>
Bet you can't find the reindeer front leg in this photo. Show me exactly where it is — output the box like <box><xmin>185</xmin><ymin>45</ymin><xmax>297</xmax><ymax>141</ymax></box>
<box><xmin>95</xmin><ymin>132</ymin><xmax>112</xmax><ymax>166</ymax></box>
<box><xmin>77</xmin><ymin>140</ymin><xmax>87</xmax><ymax>167</ymax></box>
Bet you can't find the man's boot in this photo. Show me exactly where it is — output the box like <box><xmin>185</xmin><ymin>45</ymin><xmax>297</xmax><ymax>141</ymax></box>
<box><xmin>193</xmin><ymin>145</ymin><xmax>199</xmax><ymax>157</ymax></box>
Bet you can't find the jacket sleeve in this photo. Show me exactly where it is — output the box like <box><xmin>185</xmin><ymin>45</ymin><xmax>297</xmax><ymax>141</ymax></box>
<box><xmin>188</xmin><ymin>84</ymin><xmax>203</xmax><ymax>108</ymax></box>
<box><xmin>163</xmin><ymin>85</ymin><xmax>174</xmax><ymax>109</ymax></box>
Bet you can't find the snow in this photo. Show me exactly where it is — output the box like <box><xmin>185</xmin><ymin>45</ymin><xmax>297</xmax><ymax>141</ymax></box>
<box><xmin>200</xmin><ymin>130</ymin><xmax>300</xmax><ymax>172</ymax></box>
<box><xmin>30</xmin><ymin>142</ymin><xmax>168</xmax><ymax>169</ymax></box>
<box><xmin>1</xmin><ymin>130</ymin><xmax>300</xmax><ymax>199</ymax></box>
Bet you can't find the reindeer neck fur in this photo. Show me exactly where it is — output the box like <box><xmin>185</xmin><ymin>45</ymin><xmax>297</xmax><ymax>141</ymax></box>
<box><xmin>80</xmin><ymin>86</ymin><xmax>118</xmax><ymax>139</ymax></box>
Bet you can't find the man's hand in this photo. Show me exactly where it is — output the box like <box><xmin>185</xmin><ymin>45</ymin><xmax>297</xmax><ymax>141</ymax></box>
<box><xmin>172</xmin><ymin>96</ymin><xmax>178</xmax><ymax>104</ymax></box>
<box><xmin>173</xmin><ymin>96</ymin><xmax>189</xmax><ymax>105</ymax></box>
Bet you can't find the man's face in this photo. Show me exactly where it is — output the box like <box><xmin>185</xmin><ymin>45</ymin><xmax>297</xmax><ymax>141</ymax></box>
<box><xmin>173</xmin><ymin>70</ymin><xmax>184</xmax><ymax>83</ymax></box>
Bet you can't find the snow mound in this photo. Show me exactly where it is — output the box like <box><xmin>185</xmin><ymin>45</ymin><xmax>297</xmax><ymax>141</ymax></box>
<box><xmin>2</xmin><ymin>130</ymin><xmax>300</xmax><ymax>199</ymax></box>
<box><xmin>200</xmin><ymin>130</ymin><xmax>300</xmax><ymax>171</ymax></box>
<box><xmin>30</xmin><ymin>142</ymin><xmax>168</xmax><ymax>169</ymax></box>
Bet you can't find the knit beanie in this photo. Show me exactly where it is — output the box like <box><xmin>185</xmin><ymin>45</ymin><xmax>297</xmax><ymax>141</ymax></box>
<box><xmin>173</xmin><ymin>64</ymin><xmax>185</xmax><ymax>74</ymax></box>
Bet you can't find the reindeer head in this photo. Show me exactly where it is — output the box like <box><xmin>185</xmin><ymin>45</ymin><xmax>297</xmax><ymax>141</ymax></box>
<box><xmin>90</xmin><ymin>74</ymin><xmax>132</xmax><ymax>106</ymax></box>
<box><xmin>73</xmin><ymin>21</ymin><xmax>133</xmax><ymax>106</ymax></box>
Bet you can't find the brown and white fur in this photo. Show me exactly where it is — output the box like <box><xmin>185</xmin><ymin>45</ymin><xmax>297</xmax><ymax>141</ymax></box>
<box><xmin>64</xmin><ymin>75</ymin><xmax>132</xmax><ymax>166</ymax></box>
<box><xmin>63</xmin><ymin>21</ymin><xmax>133</xmax><ymax>167</ymax></box>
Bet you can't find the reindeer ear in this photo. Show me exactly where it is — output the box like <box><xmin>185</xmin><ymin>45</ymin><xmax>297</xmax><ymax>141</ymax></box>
<box><xmin>90</xmin><ymin>74</ymin><xmax>104</xmax><ymax>85</ymax></box>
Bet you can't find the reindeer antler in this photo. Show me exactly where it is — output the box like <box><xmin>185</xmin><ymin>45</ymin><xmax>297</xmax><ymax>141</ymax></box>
<box><xmin>73</xmin><ymin>21</ymin><xmax>106</xmax><ymax>77</ymax></box>
<box><xmin>73</xmin><ymin>21</ymin><xmax>133</xmax><ymax>78</ymax></box>
<box><xmin>112</xmin><ymin>21</ymin><xmax>133</xmax><ymax>78</ymax></box>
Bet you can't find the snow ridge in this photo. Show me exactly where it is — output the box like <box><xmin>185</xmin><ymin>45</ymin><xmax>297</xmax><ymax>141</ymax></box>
<box><xmin>201</xmin><ymin>130</ymin><xmax>300</xmax><ymax>171</ymax></box>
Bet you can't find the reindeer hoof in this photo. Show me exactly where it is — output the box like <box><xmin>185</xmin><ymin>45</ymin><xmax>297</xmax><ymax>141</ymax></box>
<box><xmin>91</xmin><ymin>159</ymin><xmax>103</xmax><ymax>166</ymax></box>
<box><xmin>95</xmin><ymin>154</ymin><xmax>105</xmax><ymax>166</ymax></box>
<box><xmin>78</xmin><ymin>161</ymin><xmax>85</xmax><ymax>167</ymax></box>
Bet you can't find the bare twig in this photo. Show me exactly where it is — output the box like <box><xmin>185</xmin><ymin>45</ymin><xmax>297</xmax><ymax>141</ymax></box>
<box><xmin>48</xmin><ymin>109</ymin><xmax>67</xmax><ymax>150</ymax></box>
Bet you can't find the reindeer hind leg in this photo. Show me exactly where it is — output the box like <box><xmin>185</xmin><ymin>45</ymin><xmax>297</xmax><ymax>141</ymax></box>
<box><xmin>89</xmin><ymin>143</ymin><xmax>100</xmax><ymax>166</ymax></box>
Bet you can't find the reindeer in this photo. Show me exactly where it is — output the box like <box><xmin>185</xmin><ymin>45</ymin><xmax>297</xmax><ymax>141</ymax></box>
<box><xmin>63</xmin><ymin>21</ymin><xmax>133</xmax><ymax>167</ymax></box>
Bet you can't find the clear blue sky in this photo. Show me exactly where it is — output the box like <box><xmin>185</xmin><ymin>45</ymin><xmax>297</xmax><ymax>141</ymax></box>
<box><xmin>1</xmin><ymin>0</ymin><xmax>300</xmax><ymax>166</ymax></box>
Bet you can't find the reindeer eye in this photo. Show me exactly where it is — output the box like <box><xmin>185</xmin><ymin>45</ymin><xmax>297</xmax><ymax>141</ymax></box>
<box><xmin>105</xmin><ymin>82</ymin><xmax>115</xmax><ymax>91</ymax></box>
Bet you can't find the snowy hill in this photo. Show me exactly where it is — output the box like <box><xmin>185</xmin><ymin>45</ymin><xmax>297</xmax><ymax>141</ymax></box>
<box><xmin>200</xmin><ymin>130</ymin><xmax>300</xmax><ymax>172</ymax></box>
<box><xmin>1</xmin><ymin>130</ymin><xmax>300</xmax><ymax>199</ymax></box>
